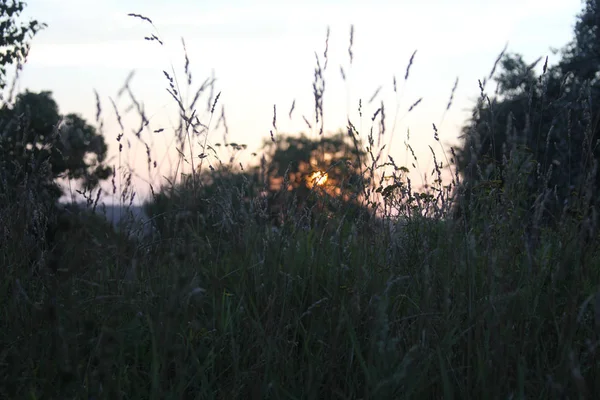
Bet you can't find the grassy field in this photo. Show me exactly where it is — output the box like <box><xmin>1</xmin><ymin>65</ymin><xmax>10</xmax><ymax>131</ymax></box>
<box><xmin>1</xmin><ymin>18</ymin><xmax>599</xmax><ymax>400</ymax></box>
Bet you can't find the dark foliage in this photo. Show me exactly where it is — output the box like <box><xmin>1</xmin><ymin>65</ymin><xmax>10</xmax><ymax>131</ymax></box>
<box><xmin>453</xmin><ymin>3</ymin><xmax>600</xmax><ymax>227</ymax></box>
<box><xmin>145</xmin><ymin>131</ymin><xmax>373</xmax><ymax>256</ymax></box>
<box><xmin>0</xmin><ymin>0</ymin><xmax>46</xmax><ymax>93</ymax></box>
<box><xmin>0</xmin><ymin>90</ymin><xmax>112</xmax><ymax>206</ymax></box>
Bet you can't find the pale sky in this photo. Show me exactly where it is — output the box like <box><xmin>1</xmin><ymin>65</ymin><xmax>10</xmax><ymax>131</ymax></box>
<box><xmin>16</xmin><ymin>0</ymin><xmax>583</xmax><ymax>205</ymax></box>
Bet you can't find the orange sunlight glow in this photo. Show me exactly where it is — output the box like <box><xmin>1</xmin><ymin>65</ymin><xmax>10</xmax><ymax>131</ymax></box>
<box><xmin>308</xmin><ymin>171</ymin><xmax>328</xmax><ymax>187</ymax></box>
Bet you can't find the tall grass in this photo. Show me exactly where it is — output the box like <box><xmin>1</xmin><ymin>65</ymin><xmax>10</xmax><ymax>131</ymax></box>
<box><xmin>0</xmin><ymin>14</ymin><xmax>599</xmax><ymax>400</ymax></box>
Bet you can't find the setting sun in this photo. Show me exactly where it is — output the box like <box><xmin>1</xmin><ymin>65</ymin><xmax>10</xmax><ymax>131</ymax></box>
<box><xmin>308</xmin><ymin>171</ymin><xmax>328</xmax><ymax>187</ymax></box>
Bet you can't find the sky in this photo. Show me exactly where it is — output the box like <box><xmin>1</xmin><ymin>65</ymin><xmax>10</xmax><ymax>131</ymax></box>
<box><xmin>15</xmin><ymin>0</ymin><xmax>584</xmax><ymax>205</ymax></box>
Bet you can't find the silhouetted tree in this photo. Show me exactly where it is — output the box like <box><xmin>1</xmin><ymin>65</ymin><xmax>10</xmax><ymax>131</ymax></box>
<box><xmin>145</xmin><ymin>130</ymin><xmax>371</xmax><ymax>249</ymax></box>
<box><xmin>0</xmin><ymin>90</ymin><xmax>112</xmax><ymax>204</ymax></box>
<box><xmin>559</xmin><ymin>0</ymin><xmax>600</xmax><ymax>86</ymax></box>
<box><xmin>0</xmin><ymin>1</ymin><xmax>46</xmax><ymax>94</ymax></box>
<box><xmin>263</xmin><ymin>130</ymin><xmax>368</xmax><ymax>222</ymax></box>
<box><xmin>0</xmin><ymin>91</ymin><xmax>113</xmax><ymax>273</ymax></box>
<box><xmin>454</xmin><ymin>1</ymin><xmax>600</xmax><ymax>225</ymax></box>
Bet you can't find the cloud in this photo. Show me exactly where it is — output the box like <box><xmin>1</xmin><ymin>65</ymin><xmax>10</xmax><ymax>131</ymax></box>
<box><xmin>27</xmin><ymin>40</ymin><xmax>163</xmax><ymax>69</ymax></box>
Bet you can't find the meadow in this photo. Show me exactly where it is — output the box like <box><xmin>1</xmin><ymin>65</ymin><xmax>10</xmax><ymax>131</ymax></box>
<box><xmin>1</xmin><ymin>13</ymin><xmax>599</xmax><ymax>400</ymax></box>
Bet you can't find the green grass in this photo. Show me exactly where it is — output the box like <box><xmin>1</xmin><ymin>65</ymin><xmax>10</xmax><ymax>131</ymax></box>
<box><xmin>1</xmin><ymin>17</ymin><xmax>599</xmax><ymax>400</ymax></box>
